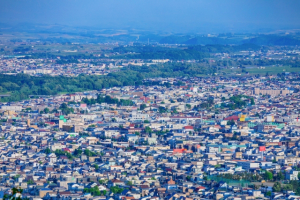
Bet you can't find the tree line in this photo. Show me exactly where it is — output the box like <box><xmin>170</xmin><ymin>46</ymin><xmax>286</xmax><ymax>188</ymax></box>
<box><xmin>0</xmin><ymin>62</ymin><xmax>216</xmax><ymax>102</ymax></box>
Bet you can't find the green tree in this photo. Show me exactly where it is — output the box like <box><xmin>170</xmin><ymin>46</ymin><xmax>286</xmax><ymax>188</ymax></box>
<box><xmin>59</xmin><ymin>103</ymin><xmax>74</xmax><ymax>115</ymax></box>
<box><xmin>126</xmin><ymin>181</ymin><xmax>133</xmax><ymax>186</ymax></box>
<box><xmin>145</xmin><ymin>126</ymin><xmax>152</xmax><ymax>134</ymax></box>
<box><xmin>266</xmin><ymin>191</ymin><xmax>271</xmax><ymax>197</ymax></box>
<box><xmin>140</xmin><ymin>104</ymin><xmax>147</xmax><ymax>110</ymax></box>
<box><xmin>110</xmin><ymin>186</ymin><xmax>124</xmax><ymax>194</ymax></box>
<box><xmin>227</xmin><ymin>119</ymin><xmax>235</xmax><ymax>126</ymax></box>
<box><xmin>158</xmin><ymin>106</ymin><xmax>166</xmax><ymax>113</ymax></box>
<box><xmin>277</xmin><ymin>171</ymin><xmax>284</xmax><ymax>181</ymax></box>
<box><xmin>74</xmin><ymin>148</ymin><xmax>82</xmax><ymax>157</ymax></box>
<box><xmin>94</xmin><ymin>164</ymin><xmax>99</xmax><ymax>170</ymax></box>
<box><xmin>44</xmin><ymin>107</ymin><xmax>50</xmax><ymax>114</ymax></box>
<box><xmin>84</xmin><ymin>149</ymin><xmax>96</xmax><ymax>157</ymax></box>
<box><xmin>134</xmin><ymin>132</ymin><xmax>140</xmax><ymax>135</ymax></box>
<box><xmin>45</xmin><ymin>147</ymin><xmax>51</xmax><ymax>154</ymax></box>
<box><xmin>265</xmin><ymin>171</ymin><xmax>273</xmax><ymax>181</ymax></box>
<box><xmin>186</xmin><ymin>176</ymin><xmax>192</xmax><ymax>181</ymax></box>
<box><xmin>250</xmin><ymin>98</ymin><xmax>255</xmax><ymax>105</ymax></box>
<box><xmin>3</xmin><ymin>188</ymin><xmax>28</xmax><ymax>200</ymax></box>
<box><xmin>273</xmin><ymin>182</ymin><xmax>281</xmax><ymax>192</ymax></box>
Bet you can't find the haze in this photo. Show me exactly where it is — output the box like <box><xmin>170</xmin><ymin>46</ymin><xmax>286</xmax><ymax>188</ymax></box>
<box><xmin>1</xmin><ymin>0</ymin><xmax>300</xmax><ymax>33</ymax></box>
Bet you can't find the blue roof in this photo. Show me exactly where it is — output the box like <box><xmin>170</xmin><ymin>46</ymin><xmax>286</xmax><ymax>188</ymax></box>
<box><xmin>40</xmin><ymin>188</ymin><xmax>52</xmax><ymax>191</ymax></box>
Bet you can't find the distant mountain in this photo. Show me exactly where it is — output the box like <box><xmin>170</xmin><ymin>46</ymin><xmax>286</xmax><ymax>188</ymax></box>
<box><xmin>1</xmin><ymin>23</ymin><xmax>300</xmax><ymax>46</ymax></box>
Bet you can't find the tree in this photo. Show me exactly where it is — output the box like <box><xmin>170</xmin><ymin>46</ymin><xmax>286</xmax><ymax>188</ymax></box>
<box><xmin>83</xmin><ymin>186</ymin><xmax>101</xmax><ymax>196</ymax></box>
<box><xmin>3</xmin><ymin>188</ymin><xmax>27</xmax><ymax>200</ymax></box>
<box><xmin>186</xmin><ymin>104</ymin><xmax>191</xmax><ymax>109</ymax></box>
<box><xmin>266</xmin><ymin>191</ymin><xmax>272</xmax><ymax>197</ymax></box>
<box><xmin>84</xmin><ymin>149</ymin><xmax>96</xmax><ymax>157</ymax></box>
<box><xmin>265</xmin><ymin>171</ymin><xmax>273</xmax><ymax>181</ymax></box>
<box><xmin>74</xmin><ymin>148</ymin><xmax>82</xmax><ymax>157</ymax></box>
<box><xmin>94</xmin><ymin>164</ymin><xmax>99</xmax><ymax>170</ymax></box>
<box><xmin>44</xmin><ymin>107</ymin><xmax>50</xmax><ymax>114</ymax></box>
<box><xmin>45</xmin><ymin>147</ymin><xmax>51</xmax><ymax>154</ymax></box>
<box><xmin>126</xmin><ymin>181</ymin><xmax>133</xmax><ymax>186</ymax></box>
<box><xmin>110</xmin><ymin>186</ymin><xmax>124</xmax><ymax>194</ymax></box>
<box><xmin>227</xmin><ymin>119</ymin><xmax>235</xmax><ymax>126</ymax></box>
<box><xmin>101</xmin><ymin>190</ymin><xmax>107</xmax><ymax>196</ymax></box>
<box><xmin>250</xmin><ymin>98</ymin><xmax>255</xmax><ymax>105</ymax></box>
<box><xmin>59</xmin><ymin>103</ymin><xmax>74</xmax><ymax>115</ymax></box>
<box><xmin>144</xmin><ymin>120</ymin><xmax>150</xmax><ymax>123</ymax></box>
<box><xmin>99</xmin><ymin>179</ymin><xmax>107</xmax><ymax>184</ymax></box>
<box><xmin>277</xmin><ymin>171</ymin><xmax>284</xmax><ymax>181</ymax></box>
<box><xmin>186</xmin><ymin>176</ymin><xmax>192</xmax><ymax>181</ymax></box>
<box><xmin>140</xmin><ymin>104</ymin><xmax>147</xmax><ymax>110</ymax></box>
<box><xmin>273</xmin><ymin>182</ymin><xmax>281</xmax><ymax>192</ymax></box>
<box><xmin>158</xmin><ymin>106</ymin><xmax>166</xmax><ymax>113</ymax></box>
<box><xmin>145</xmin><ymin>126</ymin><xmax>152</xmax><ymax>134</ymax></box>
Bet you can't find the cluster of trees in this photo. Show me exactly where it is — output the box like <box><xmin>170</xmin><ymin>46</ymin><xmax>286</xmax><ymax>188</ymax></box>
<box><xmin>45</xmin><ymin>147</ymin><xmax>99</xmax><ymax>160</ymax></box>
<box><xmin>59</xmin><ymin>103</ymin><xmax>74</xmax><ymax>115</ymax></box>
<box><xmin>56</xmin><ymin>59</ymin><xmax>79</xmax><ymax>64</ymax></box>
<box><xmin>221</xmin><ymin>95</ymin><xmax>254</xmax><ymax>110</ymax></box>
<box><xmin>195</xmin><ymin>97</ymin><xmax>214</xmax><ymax>109</ymax></box>
<box><xmin>0</xmin><ymin>61</ymin><xmax>217</xmax><ymax>102</ymax></box>
<box><xmin>3</xmin><ymin>188</ymin><xmax>28</xmax><ymax>200</ymax></box>
<box><xmin>83</xmin><ymin>186</ymin><xmax>106</xmax><ymax>196</ymax></box>
<box><xmin>112</xmin><ymin>45</ymin><xmax>209</xmax><ymax>60</ymax></box>
<box><xmin>158</xmin><ymin>106</ymin><xmax>167</xmax><ymax>113</ymax></box>
<box><xmin>81</xmin><ymin>95</ymin><xmax>134</xmax><ymax>106</ymax></box>
<box><xmin>217</xmin><ymin>172</ymin><xmax>263</xmax><ymax>182</ymax></box>
<box><xmin>188</xmin><ymin>44</ymin><xmax>260</xmax><ymax>53</ymax></box>
<box><xmin>272</xmin><ymin>181</ymin><xmax>300</xmax><ymax>195</ymax></box>
<box><xmin>217</xmin><ymin>171</ymin><xmax>286</xmax><ymax>183</ymax></box>
<box><xmin>83</xmin><ymin>149</ymin><xmax>97</xmax><ymax>157</ymax></box>
<box><xmin>54</xmin><ymin>149</ymin><xmax>73</xmax><ymax>159</ymax></box>
<box><xmin>110</xmin><ymin>186</ymin><xmax>124</xmax><ymax>194</ymax></box>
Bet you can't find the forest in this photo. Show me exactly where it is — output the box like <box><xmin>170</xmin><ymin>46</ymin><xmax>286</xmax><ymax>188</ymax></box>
<box><xmin>0</xmin><ymin>62</ymin><xmax>215</xmax><ymax>102</ymax></box>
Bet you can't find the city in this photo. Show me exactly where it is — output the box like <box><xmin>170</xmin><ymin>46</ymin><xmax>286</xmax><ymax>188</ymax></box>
<box><xmin>0</xmin><ymin>73</ymin><xmax>299</xmax><ymax>199</ymax></box>
<box><xmin>1</xmin><ymin>0</ymin><xmax>300</xmax><ymax>199</ymax></box>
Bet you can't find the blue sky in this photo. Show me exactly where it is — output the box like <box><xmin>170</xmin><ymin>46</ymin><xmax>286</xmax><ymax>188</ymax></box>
<box><xmin>1</xmin><ymin>0</ymin><xmax>300</xmax><ymax>33</ymax></box>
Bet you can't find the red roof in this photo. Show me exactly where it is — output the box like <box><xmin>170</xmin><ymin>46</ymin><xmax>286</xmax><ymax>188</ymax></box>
<box><xmin>184</xmin><ymin>126</ymin><xmax>194</xmax><ymax>129</ymax></box>
<box><xmin>173</xmin><ymin>149</ymin><xmax>185</xmax><ymax>153</ymax></box>
<box><xmin>224</xmin><ymin>116</ymin><xmax>239</xmax><ymax>120</ymax></box>
<box><xmin>62</xmin><ymin>148</ymin><xmax>71</xmax><ymax>152</ymax></box>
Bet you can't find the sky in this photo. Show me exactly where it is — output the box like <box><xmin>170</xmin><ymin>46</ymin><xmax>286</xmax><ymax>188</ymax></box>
<box><xmin>1</xmin><ymin>0</ymin><xmax>300</xmax><ymax>33</ymax></box>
